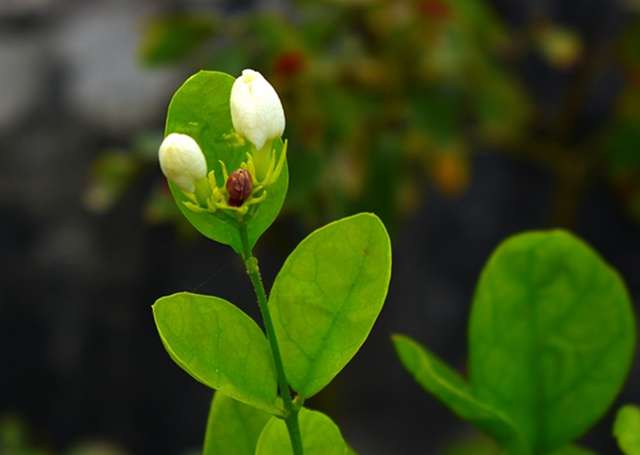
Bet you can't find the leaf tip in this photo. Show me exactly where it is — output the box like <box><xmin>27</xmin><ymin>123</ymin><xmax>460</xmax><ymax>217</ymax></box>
<box><xmin>390</xmin><ymin>334</ymin><xmax>416</xmax><ymax>358</ymax></box>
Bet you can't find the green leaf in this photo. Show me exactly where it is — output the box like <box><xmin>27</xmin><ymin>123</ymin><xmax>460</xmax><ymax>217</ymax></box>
<box><xmin>269</xmin><ymin>213</ymin><xmax>391</xmax><ymax>398</ymax></box>
<box><xmin>392</xmin><ymin>334</ymin><xmax>523</xmax><ymax>450</ymax></box>
<box><xmin>614</xmin><ymin>405</ymin><xmax>640</xmax><ymax>455</ymax></box>
<box><xmin>469</xmin><ymin>230</ymin><xmax>636</xmax><ymax>453</ymax></box>
<box><xmin>164</xmin><ymin>71</ymin><xmax>289</xmax><ymax>253</ymax></box>
<box><xmin>255</xmin><ymin>409</ymin><xmax>350</xmax><ymax>455</ymax></box>
<box><xmin>203</xmin><ymin>392</ymin><xmax>270</xmax><ymax>455</ymax></box>
<box><xmin>152</xmin><ymin>292</ymin><xmax>280</xmax><ymax>414</ymax></box>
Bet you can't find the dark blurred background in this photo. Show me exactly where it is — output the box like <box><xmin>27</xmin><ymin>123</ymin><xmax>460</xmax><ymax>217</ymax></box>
<box><xmin>1</xmin><ymin>0</ymin><xmax>639</xmax><ymax>453</ymax></box>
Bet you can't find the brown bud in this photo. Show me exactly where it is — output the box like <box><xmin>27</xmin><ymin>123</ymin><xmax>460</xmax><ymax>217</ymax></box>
<box><xmin>226</xmin><ymin>168</ymin><xmax>253</xmax><ymax>207</ymax></box>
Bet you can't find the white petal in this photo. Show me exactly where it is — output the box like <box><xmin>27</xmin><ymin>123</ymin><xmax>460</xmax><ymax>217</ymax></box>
<box><xmin>230</xmin><ymin>69</ymin><xmax>285</xmax><ymax>150</ymax></box>
<box><xmin>158</xmin><ymin>133</ymin><xmax>207</xmax><ymax>192</ymax></box>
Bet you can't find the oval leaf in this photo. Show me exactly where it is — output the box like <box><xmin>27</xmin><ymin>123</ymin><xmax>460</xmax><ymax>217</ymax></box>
<box><xmin>203</xmin><ymin>392</ymin><xmax>270</xmax><ymax>455</ymax></box>
<box><xmin>164</xmin><ymin>71</ymin><xmax>288</xmax><ymax>253</ymax></box>
<box><xmin>153</xmin><ymin>292</ymin><xmax>280</xmax><ymax>413</ymax></box>
<box><xmin>469</xmin><ymin>231</ymin><xmax>636</xmax><ymax>453</ymax></box>
<box><xmin>255</xmin><ymin>409</ymin><xmax>350</xmax><ymax>455</ymax></box>
<box><xmin>269</xmin><ymin>213</ymin><xmax>392</xmax><ymax>398</ymax></box>
<box><xmin>392</xmin><ymin>334</ymin><xmax>524</xmax><ymax>450</ymax></box>
<box><xmin>614</xmin><ymin>405</ymin><xmax>640</xmax><ymax>455</ymax></box>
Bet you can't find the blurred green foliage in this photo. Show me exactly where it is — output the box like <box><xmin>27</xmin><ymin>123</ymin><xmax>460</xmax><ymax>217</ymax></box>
<box><xmin>438</xmin><ymin>432</ymin><xmax>500</xmax><ymax>455</ymax></box>
<box><xmin>394</xmin><ymin>230</ymin><xmax>636</xmax><ymax>453</ymax></box>
<box><xmin>614</xmin><ymin>404</ymin><xmax>640</xmax><ymax>455</ymax></box>
<box><xmin>0</xmin><ymin>415</ymin><xmax>49</xmax><ymax>455</ymax></box>
<box><xmin>605</xmin><ymin>17</ymin><xmax>640</xmax><ymax>221</ymax></box>
<box><xmin>139</xmin><ymin>15</ymin><xmax>217</xmax><ymax>67</ymax></box>
<box><xmin>87</xmin><ymin>0</ymin><xmax>640</xmax><ymax>230</ymax></box>
<box><xmin>0</xmin><ymin>415</ymin><xmax>129</xmax><ymax>455</ymax></box>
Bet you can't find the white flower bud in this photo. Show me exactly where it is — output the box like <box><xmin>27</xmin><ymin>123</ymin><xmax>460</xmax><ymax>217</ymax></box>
<box><xmin>158</xmin><ymin>133</ymin><xmax>207</xmax><ymax>193</ymax></box>
<box><xmin>230</xmin><ymin>69</ymin><xmax>285</xmax><ymax>151</ymax></box>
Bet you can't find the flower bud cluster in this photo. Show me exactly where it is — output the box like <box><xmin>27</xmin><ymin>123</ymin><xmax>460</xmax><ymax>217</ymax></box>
<box><xmin>158</xmin><ymin>69</ymin><xmax>286</xmax><ymax>220</ymax></box>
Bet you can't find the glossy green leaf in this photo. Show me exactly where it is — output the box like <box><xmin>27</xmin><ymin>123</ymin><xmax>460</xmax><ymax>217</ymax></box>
<box><xmin>255</xmin><ymin>409</ymin><xmax>350</xmax><ymax>455</ymax></box>
<box><xmin>269</xmin><ymin>213</ymin><xmax>392</xmax><ymax>398</ymax></box>
<box><xmin>203</xmin><ymin>392</ymin><xmax>270</xmax><ymax>455</ymax></box>
<box><xmin>614</xmin><ymin>405</ymin><xmax>640</xmax><ymax>455</ymax></box>
<box><xmin>152</xmin><ymin>292</ymin><xmax>280</xmax><ymax>413</ymax></box>
<box><xmin>392</xmin><ymin>334</ymin><xmax>523</xmax><ymax>451</ymax></box>
<box><xmin>469</xmin><ymin>230</ymin><xmax>636</xmax><ymax>453</ymax></box>
<box><xmin>164</xmin><ymin>71</ymin><xmax>288</xmax><ymax>253</ymax></box>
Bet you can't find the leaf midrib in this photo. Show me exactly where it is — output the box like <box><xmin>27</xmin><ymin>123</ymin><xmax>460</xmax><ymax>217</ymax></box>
<box><xmin>295</xmin><ymin>225</ymin><xmax>374</xmax><ymax>396</ymax></box>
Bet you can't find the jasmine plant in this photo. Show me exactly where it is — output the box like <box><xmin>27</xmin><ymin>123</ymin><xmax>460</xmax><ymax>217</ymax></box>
<box><xmin>152</xmin><ymin>69</ymin><xmax>392</xmax><ymax>455</ymax></box>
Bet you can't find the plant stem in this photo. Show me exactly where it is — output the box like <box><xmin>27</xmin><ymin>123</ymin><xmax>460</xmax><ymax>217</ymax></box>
<box><xmin>239</xmin><ymin>224</ymin><xmax>303</xmax><ymax>455</ymax></box>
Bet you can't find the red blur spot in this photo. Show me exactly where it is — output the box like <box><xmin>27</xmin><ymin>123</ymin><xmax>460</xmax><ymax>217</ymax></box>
<box><xmin>274</xmin><ymin>51</ymin><xmax>306</xmax><ymax>77</ymax></box>
<box><xmin>418</xmin><ymin>0</ymin><xmax>452</xmax><ymax>20</ymax></box>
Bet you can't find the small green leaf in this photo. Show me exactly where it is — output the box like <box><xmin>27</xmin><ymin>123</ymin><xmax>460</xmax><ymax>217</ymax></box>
<box><xmin>614</xmin><ymin>404</ymin><xmax>640</xmax><ymax>455</ymax></box>
<box><xmin>392</xmin><ymin>334</ymin><xmax>523</xmax><ymax>450</ymax></box>
<box><xmin>269</xmin><ymin>213</ymin><xmax>392</xmax><ymax>398</ymax></box>
<box><xmin>152</xmin><ymin>292</ymin><xmax>280</xmax><ymax>414</ymax></box>
<box><xmin>164</xmin><ymin>71</ymin><xmax>288</xmax><ymax>253</ymax></box>
<box><xmin>255</xmin><ymin>409</ymin><xmax>350</xmax><ymax>455</ymax></box>
<box><xmin>203</xmin><ymin>392</ymin><xmax>270</xmax><ymax>455</ymax></box>
<box><xmin>469</xmin><ymin>231</ymin><xmax>636</xmax><ymax>453</ymax></box>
